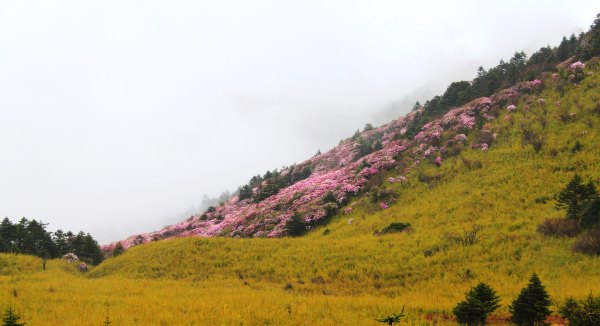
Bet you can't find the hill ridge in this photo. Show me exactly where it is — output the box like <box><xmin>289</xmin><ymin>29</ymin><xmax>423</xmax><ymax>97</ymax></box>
<box><xmin>103</xmin><ymin>59</ymin><xmax>592</xmax><ymax>252</ymax></box>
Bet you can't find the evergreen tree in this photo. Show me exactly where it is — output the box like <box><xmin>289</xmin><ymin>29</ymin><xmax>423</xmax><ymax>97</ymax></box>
<box><xmin>559</xmin><ymin>294</ymin><xmax>600</xmax><ymax>326</ymax></box>
<box><xmin>0</xmin><ymin>218</ymin><xmax>16</xmax><ymax>252</ymax></box>
<box><xmin>52</xmin><ymin>230</ymin><xmax>70</xmax><ymax>256</ymax></box>
<box><xmin>453</xmin><ymin>282</ymin><xmax>500</xmax><ymax>325</ymax></box>
<box><xmin>112</xmin><ymin>242</ymin><xmax>125</xmax><ymax>257</ymax></box>
<box><xmin>238</xmin><ymin>185</ymin><xmax>253</xmax><ymax>201</ymax></box>
<box><xmin>1</xmin><ymin>307</ymin><xmax>25</xmax><ymax>326</ymax></box>
<box><xmin>556</xmin><ymin>36</ymin><xmax>570</xmax><ymax>61</ymax></box>
<box><xmin>509</xmin><ymin>273</ymin><xmax>552</xmax><ymax>326</ymax></box>
<box><xmin>580</xmin><ymin>198</ymin><xmax>600</xmax><ymax>229</ymax></box>
<box><xmin>285</xmin><ymin>212</ymin><xmax>307</xmax><ymax>237</ymax></box>
<box><xmin>582</xmin><ymin>13</ymin><xmax>600</xmax><ymax>60</ymax></box>
<box><xmin>555</xmin><ymin>175</ymin><xmax>599</xmax><ymax>222</ymax></box>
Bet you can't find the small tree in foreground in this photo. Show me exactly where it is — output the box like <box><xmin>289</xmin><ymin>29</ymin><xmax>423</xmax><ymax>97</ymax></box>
<box><xmin>453</xmin><ymin>282</ymin><xmax>501</xmax><ymax>325</ymax></box>
<box><xmin>2</xmin><ymin>307</ymin><xmax>25</xmax><ymax>326</ymax></box>
<box><xmin>375</xmin><ymin>306</ymin><xmax>405</xmax><ymax>326</ymax></box>
<box><xmin>559</xmin><ymin>294</ymin><xmax>600</xmax><ymax>326</ymax></box>
<box><xmin>509</xmin><ymin>274</ymin><xmax>551</xmax><ymax>326</ymax></box>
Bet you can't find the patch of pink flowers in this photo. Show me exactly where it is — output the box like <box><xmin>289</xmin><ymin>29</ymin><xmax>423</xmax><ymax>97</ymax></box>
<box><xmin>388</xmin><ymin>176</ymin><xmax>407</xmax><ymax>183</ymax></box>
<box><xmin>507</xmin><ymin>104</ymin><xmax>516</xmax><ymax>112</ymax></box>
<box><xmin>569</xmin><ymin>61</ymin><xmax>585</xmax><ymax>70</ymax></box>
<box><xmin>379</xmin><ymin>202</ymin><xmax>389</xmax><ymax>209</ymax></box>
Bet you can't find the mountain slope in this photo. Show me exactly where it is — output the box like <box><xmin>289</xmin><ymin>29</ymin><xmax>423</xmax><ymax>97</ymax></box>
<box><xmin>3</xmin><ymin>58</ymin><xmax>600</xmax><ymax>326</ymax></box>
<box><xmin>104</xmin><ymin>57</ymin><xmax>599</xmax><ymax>253</ymax></box>
<box><xmin>88</xmin><ymin>59</ymin><xmax>600</xmax><ymax>317</ymax></box>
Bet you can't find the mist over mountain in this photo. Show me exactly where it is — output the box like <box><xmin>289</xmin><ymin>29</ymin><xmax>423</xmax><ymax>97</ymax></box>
<box><xmin>0</xmin><ymin>1</ymin><xmax>598</xmax><ymax>244</ymax></box>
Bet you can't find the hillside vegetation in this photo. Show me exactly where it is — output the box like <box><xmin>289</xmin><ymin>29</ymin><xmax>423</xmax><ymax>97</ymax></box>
<box><xmin>2</xmin><ymin>59</ymin><xmax>600</xmax><ymax>324</ymax></box>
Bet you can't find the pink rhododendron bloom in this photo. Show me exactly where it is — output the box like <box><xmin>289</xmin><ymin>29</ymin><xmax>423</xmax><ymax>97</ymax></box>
<box><xmin>359</xmin><ymin>167</ymin><xmax>378</xmax><ymax>177</ymax></box>
<box><xmin>481</xmin><ymin>143</ymin><xmax>489</xmax><ymax>151</ymax></box>
<box><xmin>423</xmin><ymin>146</ymin><xmax>437</xmax><ymax>157</ymax></box>
<box><xmin>379</xmin><ymin>202</ymin><xmax>388</xmax><ymax>209</ymax></box>
<box><xmin>507</xmin><ymin>104</ymin><xmax>516</xmax><ymax>112</ymax></box>
<box><xmin>451</xmin><ymin>134</ymin><xmax>468</xmax><ymax>143</ymax></box>
<box><xmin>343</xmin><ymin>207</ymin><xmax>353</xmax><ymax>214</ymax></box>
<box><xmin>456</xmin><ymin>113</ymin><xmax>476</xmax><ymax>130</ymax></box>
<box><xmin>388</xmin><ymin>176</ymin><xmax>407</xmax><ymax>183</ymax></box>
<box><xmin>434</xmin><ymin>156</ymin><xmax>442</xmax><ymax>167</ymax></box>
<box><xmin>569</xmin><ymin>61</ymin><xmax>585</xmax><ymax>70</ymax></box>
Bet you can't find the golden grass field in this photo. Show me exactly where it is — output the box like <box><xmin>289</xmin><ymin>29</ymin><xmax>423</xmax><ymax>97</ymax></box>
<box><xmin>1</xmin><ymin>63</ymin><xmax>599</xmax><ymax>325</ymax></box>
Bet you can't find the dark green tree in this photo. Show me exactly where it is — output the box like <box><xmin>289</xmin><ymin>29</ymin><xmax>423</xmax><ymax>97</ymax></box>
<box><xmin>453</xmin><ymin>282</ymin><xmax>501</xmax><ymax>325</ymax></box>
<box><xmin>0</xmin><ymin>218</ymin><xmax>16</xmax><ymax>252</ymax></box>
<box><xmin>555</xmin><ymin>175</ymin><xmax>599</xmax><ymax>222</ymax></box>
<box><xmin>237</xmin><ymin>185</ymin><xmax>253</xmax><ymax>201</ymax></box>
<box><xmin>112</xmin><ymin>242</ymin><xmax>125</xmax><ymax>257</ymax></box>
<box><xmin>1</xmin><ymin>307</ymin><xmax>25</xmax><ymax>326</ymax></box>
<box><xmin>580</xmin><ymin>198</ymin><xmax>600</xmax><ymax>229</ymax></box>
<box><xmin>285</xmin><ymin>212</ymin><xmax>307</xmax><ymax>237</ymax></box>
<box><xmin>559</xmin><ymin>294</ymin><xmax>600</xmax><ymax>326</ymax></box>
<box><xmin>581</xmin><ymin>13</ymin><xmax>600</xmax><ymax>60</ymax></box>
<box><xmin>556</xmin><ymin>36</ymin><xmax>571</xmax><ymax>61</ymax></box>
<box><xmin>509</xmin><ymin>273</ymin><xmax>552</xmax><ymax>326</ymax></box>
<box><xmin>52</xmin><ymin>230</ymin><xmax>70</xmax><ymax>256</ymax></box>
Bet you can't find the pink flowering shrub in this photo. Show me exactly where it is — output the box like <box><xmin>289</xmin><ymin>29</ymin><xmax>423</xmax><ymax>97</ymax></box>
<box><xmin>507</xmin><ymin>104</ymin><xmax>517</xmax><ymax>112</ymax></box>
<box><xmin>568</xmin><ymin>61</ymin><xmax>586</xmax><ymax>82</ymax></box>
<box><xmin>388</xmin><ymin>176</ymin><xmax>407</xmax><ymax>183</ymax></box>
<box><xmin>569</xmin><ymin>61</ymin><xmax>585</xmax><ymax>70</ymax></box>
<box><xmin>434</xmin><ymin>156</ymin><xmax>442</xmax><ymax>167</ymax></box>
<box><xmin>379</xmin><ymin>202</ymin><xmax>389</xmax><ymax>209</ymax></box>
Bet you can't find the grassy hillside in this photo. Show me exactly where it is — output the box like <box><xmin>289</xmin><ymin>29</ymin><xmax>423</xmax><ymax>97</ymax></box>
<box><xmin>1</xmin><ymin>60</ymin><xmax>599</xmax><ymax>325</ymax></box>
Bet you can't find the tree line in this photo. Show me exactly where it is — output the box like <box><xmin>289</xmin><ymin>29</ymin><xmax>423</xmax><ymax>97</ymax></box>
<box><xmin>0</xmin><ymin>217</ymin><xmax>104</xmax><ymax>265</ymax></box>
<box><xmin>404</xmin><ymin>13</ymin><xmax>600</xmax><ymax>139</ymax></box>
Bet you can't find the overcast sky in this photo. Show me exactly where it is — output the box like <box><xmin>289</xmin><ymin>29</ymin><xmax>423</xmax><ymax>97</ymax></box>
<box><xmin>0</xmin><ymin>1</ymin><xmax>598</xmax><ymax>243</ymax></box>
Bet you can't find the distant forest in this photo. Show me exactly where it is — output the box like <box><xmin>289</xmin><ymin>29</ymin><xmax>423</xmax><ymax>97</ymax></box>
<box><xmin>0</xmin><ymin>217</ymin><xmax>104</xmax><ymax>265</ymax></box>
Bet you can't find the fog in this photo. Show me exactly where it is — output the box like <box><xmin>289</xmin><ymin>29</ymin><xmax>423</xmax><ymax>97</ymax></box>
<box><xmin>0</xmin><ymin>1</ymin><xmax>597</xmax><ymax>243</ymax></box>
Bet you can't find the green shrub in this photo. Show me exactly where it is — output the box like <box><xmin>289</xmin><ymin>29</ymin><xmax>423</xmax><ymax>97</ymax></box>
<box><xmin>453</xmin><ymin>282</ymin><xmax>500</xmax><ymax>325</ymax></box>
<box><xmin>375</xmin><ymin>223</ymin><xmax>411</xmax><ymax>235</ymax></box>
<box><xmin>559</xmin><ymin>294</ymin><xmax>600</xmax><ymax>326</ymax></box>
<box><xmin>285</xmin><ymin>213</ymin><xmax>307</xmax><ymax>237</ymax></box>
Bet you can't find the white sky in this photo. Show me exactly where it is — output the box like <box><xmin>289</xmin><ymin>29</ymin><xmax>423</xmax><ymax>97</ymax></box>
<box><xmin>1</xmin><ymin>1</ymin><xmax>598</xmax><ymax>243</ymax></box>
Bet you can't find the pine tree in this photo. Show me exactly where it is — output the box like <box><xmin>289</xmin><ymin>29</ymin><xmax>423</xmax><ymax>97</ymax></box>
<box><xmin>285</xmin><ymin>213</ymin><xmax>307</xmax><ymax>237</ymax></box>
<box><xmin>112</xmin><ymin>242</ymin><xmax>125</xmax><ymax>257</ymax></box>
<box><xmin>2</xmin><ymin>307</ymin><xmax>25</xmax><ymax>326</ymax></box>
<box><xmin>559</xmin><ymin>294</ymin><xmax>600</xmax><ymax>326</ymax></box>
<box><xmin>555</xmin><ymin>175</ymin><xmax>599</xmax><ymax>222</ymax></box>
<box><xmin>582</xmin><ymin>13</ymin><xmax>600</xmax><ymax>60</ymax></box>
<box><xmin>453</xmin><ymin>282</ymin><xmax>500</xmax><ymax>325</ymax></box>
<box><xmin>509</xmin><ymin>273</ymin><xmax>552</xmax><ymax>326</ymax></box>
